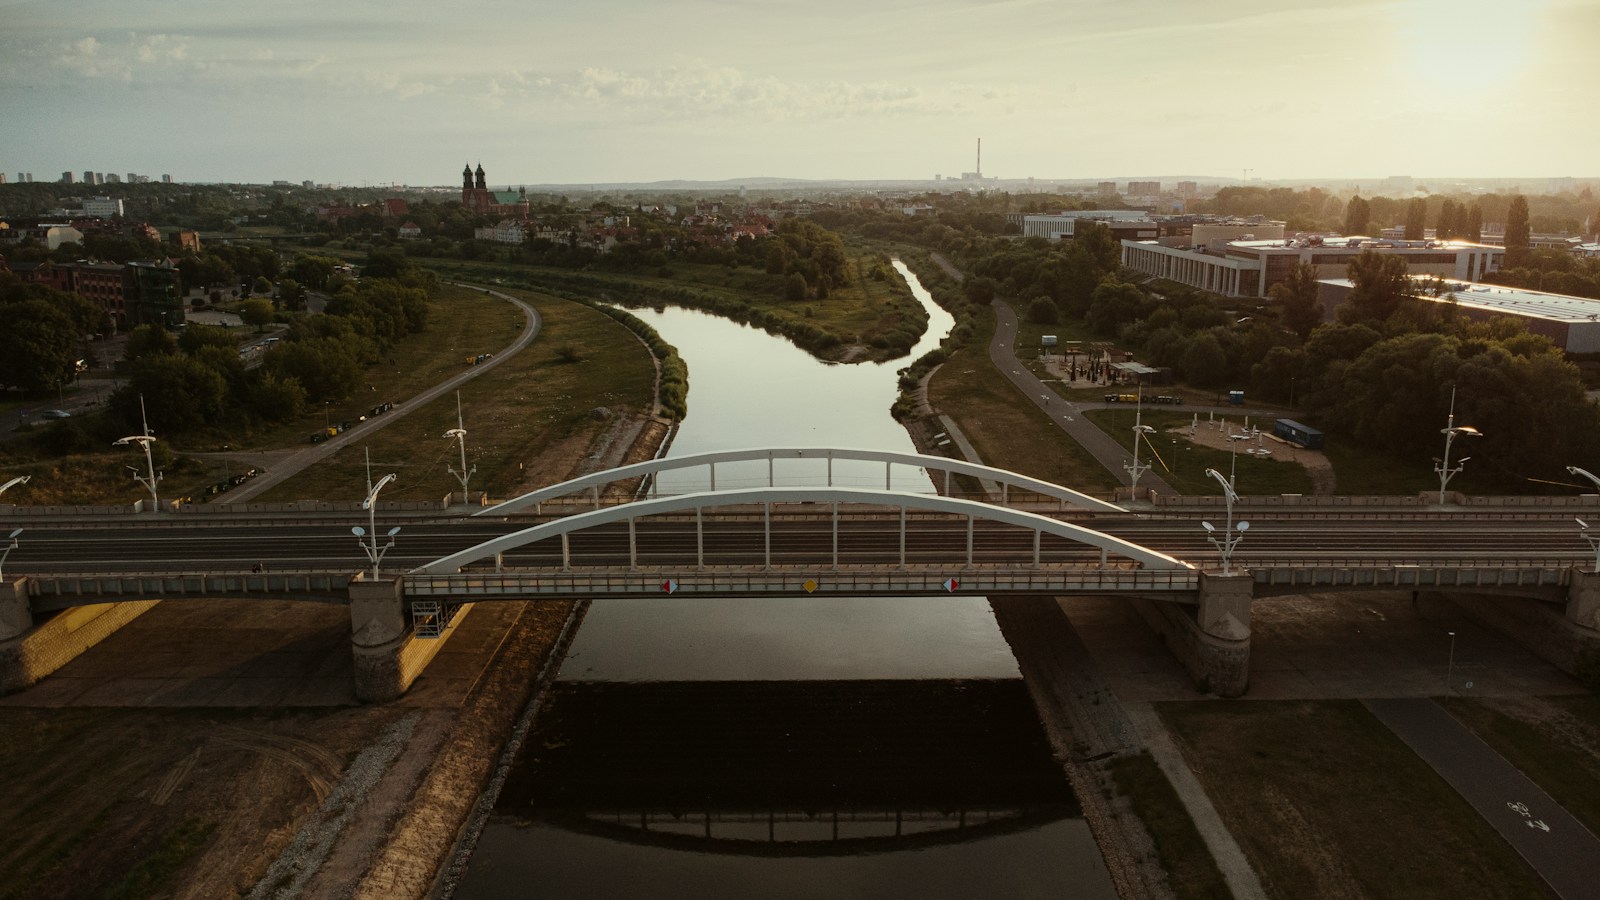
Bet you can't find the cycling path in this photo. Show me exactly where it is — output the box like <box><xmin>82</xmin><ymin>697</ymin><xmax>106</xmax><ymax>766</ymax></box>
<box><xmin>216</xmin><ymin>285</ymin><xmax>540</xmax><ymax>505</ymax></box>
<box><xmin>1366</xmin><ymin>698</ymin><xmax>1600</xmax><ymax>899</ymax></box>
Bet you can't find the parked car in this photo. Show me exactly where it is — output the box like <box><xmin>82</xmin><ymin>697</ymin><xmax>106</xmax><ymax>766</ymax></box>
<box><xmin>39</xmin><ymin>409</ymin><xmax>71</xmax><ymax>420</ymax></box>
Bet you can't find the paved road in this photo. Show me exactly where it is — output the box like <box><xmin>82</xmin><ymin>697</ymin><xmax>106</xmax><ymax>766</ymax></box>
<box><xmin>216</xmin><ymin>285</ymin><xmax>540</xmax><ymax>505</ymax></box>
<box><xmin>988</xmin><ymin>299</ymin><xmax>1177</xmax><ymax>497</ymax></box>
<box><xmin>1366</xmin><ymin>698</ymin><xmax>1600</xmax><ymax>899</ymax></box>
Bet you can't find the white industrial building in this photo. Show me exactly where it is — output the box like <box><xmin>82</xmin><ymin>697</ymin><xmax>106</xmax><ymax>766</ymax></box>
<box><xmin>1121</xmin><ymin>236</ymin><xmax>1504</xmax><ymax>299</ymax></box>
<box><xmin>1318</xmin><ymin>277</ymin><xmax>1600</xmax><ymax>354</ymax></box>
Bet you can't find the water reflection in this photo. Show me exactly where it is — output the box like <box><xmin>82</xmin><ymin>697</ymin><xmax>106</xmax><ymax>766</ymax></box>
<box><xmin>458</xmin><ymin>681</ymin><xmax>1115</xmax><ymax>900</ymax></box>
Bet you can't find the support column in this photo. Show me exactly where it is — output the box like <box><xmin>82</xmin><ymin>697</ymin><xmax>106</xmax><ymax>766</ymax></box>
<box><xmin>0</xmin><ymin>578</ymin><xmax>34</xmax><ymax>642</ymax></box>
<box><xmin>1567</xmin><ymin>567</ymin><xmax>1600</xmax><ymax>631</ymax></box>
<box><xmin>349</xmin><ymin>575</ymin><xmax>464</xmax><ymax>703</ymax></box>
<box><xmin>1130</xmin><ymin>571</ymin><xmax>1252</xmax><ymax>697</ymax></box>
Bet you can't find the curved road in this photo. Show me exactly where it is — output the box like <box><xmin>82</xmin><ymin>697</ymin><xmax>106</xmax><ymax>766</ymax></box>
<box><xmin>217</xmin><ymin>285</ymin><xmax>541</xmax><ymax>505</ymax></box>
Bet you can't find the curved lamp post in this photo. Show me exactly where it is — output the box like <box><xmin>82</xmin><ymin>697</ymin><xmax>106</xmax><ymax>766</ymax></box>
<box><xmin>1578</xmin><ymin>518</ymin><xmax>1600</xmax><ymax>574</ymax></box>
<box><xmin>0</xmin><ymin>475</ymin><xmax>30</xmax><ymax>500</ymax></box>
<box><xmin>1201</xmin><ymin>467</ymin><xmax>1249</xmax><ymax>575</ymax></box>
<box><xmin>0</xmin><ymin>528</ymin><xmax>20</xmax><ymax>580</ymax></box>
<box><xmin>356</xmin><ymin>450</ymin><xmax>399</xmax><ymax>579</ymax></box>
<box><xmin>113</xmin><ymin>395</ymin><xmax>161</xmax><ymax>511</ymax></box>
<box><xmin>445</xmin><ymin>391</ymin><xmax>475</xmax><ymax>504</ymax></box>
<box><xmin>1434</xmin><ymin>388</ymin><xmax>1481</xmax><ymax>505</ymax></box>
<box><xmin>1568</xmin><ymin>466</ymin><xmax>1600</xmax><ymax>493</ymax></box>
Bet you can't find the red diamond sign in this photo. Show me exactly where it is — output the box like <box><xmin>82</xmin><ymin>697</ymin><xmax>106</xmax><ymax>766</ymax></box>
<box><xmin>942</xmin><ymin>577</ymin><xmax>959</xmax><ymax>593</ymax></box>
<box><xmin>661</xmin><ymin>579</ymin><xmax>678</xmax><ymax>594</ymax></box>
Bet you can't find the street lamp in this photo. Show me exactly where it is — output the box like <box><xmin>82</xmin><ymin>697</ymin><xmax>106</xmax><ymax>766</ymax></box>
<box><xmin>1124</xmin><ymin>393</ymin><xmax>1154</xmax><ymax>495</ymax></box>
<box><xmin>112</xmin><ymin>395</ymin><xmax>162</xmax><ymax>511</ymax></box>
<box><xmin>1446</xmin><ymin>630</ymin><xmax>1457</xmax><ymax>692</ymax></box>
<box><xmin>1567</xmin><ymin>465</ymin><xmax>1600</xmax><ymax>493</ymax></box>
<box><xmin>0</xmin><ymin>475</ymin><xmax>30</xmax><ymax>499</ymax></box>
<box><xmin>1201</xmin><ymin>467</ymin><xmax>1250</xmax><ymax>575</ymax></box>
<box><xmin>0</xmin><ymin>528</ymin><xmax>20</xmax><ymax>580</ymax></box>
<box><xmin>444</xmin><ymin>390</ymin><xmax>475</xmax><ymax>504</ymax></box>
<box><xmin>1578</xmin><ymin>518</ymin><xmax>1600</xmax><ymax>573</ymax></box>
<box><xmin>1434</xmin><ymin>387</ymin><xmax>1481</xmax><ymax>505</ymax></box>
<box><xmin>356</xmin><ymin>449</ymin><xmax>399</xmax><ymax>580</ymax></box>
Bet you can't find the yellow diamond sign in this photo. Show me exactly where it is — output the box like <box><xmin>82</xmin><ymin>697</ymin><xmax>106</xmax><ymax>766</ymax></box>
<box><xmin>803</xmin><ymin>578</ymin><xmax>819</xmax><ymax>593</ymax></box>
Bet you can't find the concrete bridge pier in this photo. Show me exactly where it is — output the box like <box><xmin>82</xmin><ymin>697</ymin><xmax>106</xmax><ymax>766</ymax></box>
<box><xmin>1</xmin><ymin>578</ymin><xmax>160</xmax><ymax>696</ymax></box>
<box><xmin>1447</xmin><ymin>567</ymin><xmax>1600</xmax><ymax>690</ymax></box>
<box><xmin>1131</xmin><ymin>571</ymin><xmax>1252</xmax><ymax>697</ymax></box>
<box><xmin>348</xmin><ymin>576</ymin><xmax>472</xmax><ymax>703</ymax></box>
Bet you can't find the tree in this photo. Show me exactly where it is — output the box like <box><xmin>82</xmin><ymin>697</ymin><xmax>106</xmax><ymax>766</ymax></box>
<box><xmin>963</xmin><ymin>276</ymin><xmax>998</xmax><ymax>305</ymax></box>
<box><xmin>278</xmin><ymin>277</ymin><xmax>307</xmax><ymax>312</ymax></box>
<box><xmin>251</xmin><ymin>275</ymin><xmax>272</xmax><ymax>296</ymax></box>
<box><xmin>123</xmin><ymin>323</ymin><xmax>179</xmax><ymax>363</ymax></box>
<box><xmin>1505</xmin><ymin>195</ymin><xmax>1531</xmax><ymax>266</ymax></box>
<box><xmin>1404</xmin><ymin>198</ymin><xmax>1427</xmax><ymax>240</ymax></box>
<box><xmin>1466</xmin><ymin>204</ymin><xmax>1484</xmax><ymax>242</ymax></box>
<box><xmin>1344</xmin><ymin>195</ymin><xmax>1371</xmax><ymax>235</ymax></box>
<box><xmin>784</xmin><ymin>272</ymin><xmax>809</xmax><ymax>302</ymax></box>
<box><xmin>1179</xmin><ymin>332</ymin><xmax>1228</xmax><ymax>388</ymax></box>
<box><xmin>1269</xmin><ymin>262</ymin><xmax>1324</xmax><ymax>340</ymax></box>
<box><xmin>1338</xmin><ymin>251</ymin><xmax>1411</xmax><ymax>324</ymax></box>
<box><xmin>0</xmin><ymin>300</ymin><xmax>79</xmax><ymax>392</ymax></box>
<box><xmin>1436</xmin><ymin>199</ymin><xmax>1458</xmax><ymax>240</ymax></box>
<box><xmin>240</xmin><ymin>298</ymin><xmax>275</xmax><ymax>332</ymax></box>
<box><xmin>1027</xmin><ymin>296</ymin><xmax>1058</xmax><ymax>324</ymax></box>
<box><xmin>122</xmin><ymin>353</ymin><xmax>228</xmax><ymax>432</ymax></box>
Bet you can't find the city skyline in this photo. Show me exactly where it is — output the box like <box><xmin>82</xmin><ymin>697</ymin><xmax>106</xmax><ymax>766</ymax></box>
<box><xmin>2</xmin><ymin>0</ymin><xmax>1596</xmax><ymax>186</ymax></box>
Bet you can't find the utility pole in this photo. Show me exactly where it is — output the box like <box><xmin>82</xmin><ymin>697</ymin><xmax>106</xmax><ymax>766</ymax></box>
<box><xmin>113</xmin><ymin>395</ymin><xmax>162</xmax><ymax>511</ymax></box>
<box><xmin>445</xmin><ymin>391</ymin><xmax>476</xmax><ymax>504</ymax></box>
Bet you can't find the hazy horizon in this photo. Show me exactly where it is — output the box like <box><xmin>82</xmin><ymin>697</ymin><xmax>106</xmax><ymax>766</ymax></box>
<box><xmin>3</xmin><ymin>0</ymin><xmax>1595</xmax><ymax>186</ymax></box>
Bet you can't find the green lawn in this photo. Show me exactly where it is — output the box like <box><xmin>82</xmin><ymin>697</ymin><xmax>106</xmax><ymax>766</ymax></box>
<box><xmin>1106</xmin><ymin>751</ymin><xmax>1233</xmax><ymax>900</ymax></box>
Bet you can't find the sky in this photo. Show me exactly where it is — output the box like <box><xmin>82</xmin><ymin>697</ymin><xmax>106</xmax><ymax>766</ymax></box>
<box><xmin>2</xmin><ymin>0</ymin><xmax>1596</xmax><ymax>186</ymax></box>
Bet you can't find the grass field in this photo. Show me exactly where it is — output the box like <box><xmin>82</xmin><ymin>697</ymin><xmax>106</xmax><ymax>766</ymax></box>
<box><xmin>1105</xmin><ymin>751</ymin><xmax>1232</xmax><ymax>900</ymax></box>
<box><xmin>927</xmin><ymin>305</ymin><xmax>1120</xmax><ymax>493</ymax></box>
<box><xmin>255</xmin><ymin>287</ymin><xmax>657</xmax><ymax>502</ymax></box>
<box><xmin>1159</xmin><ymin>700</ymin><xmax>1547</xmax><ymax>899</ymax></box>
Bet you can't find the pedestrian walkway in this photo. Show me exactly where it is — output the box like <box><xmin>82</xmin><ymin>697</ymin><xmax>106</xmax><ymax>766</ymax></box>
<box><xmin>1366</xmin><ymin>698</ymin><xmax>1600</xmax><ymax>900</ymax></box>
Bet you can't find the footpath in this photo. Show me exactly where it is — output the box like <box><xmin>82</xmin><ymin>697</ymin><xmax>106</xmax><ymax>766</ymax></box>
<box><xmin>1367</xmin><ymin>698</ymin><xmax>1600</xmax><ymax>900</ymax></box>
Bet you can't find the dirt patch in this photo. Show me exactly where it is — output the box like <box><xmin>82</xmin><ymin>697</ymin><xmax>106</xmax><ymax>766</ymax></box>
<box><xmin>1170</xmin><ymin>415</ymin><xmax>1336</xmax><ymax>495</ymax></box>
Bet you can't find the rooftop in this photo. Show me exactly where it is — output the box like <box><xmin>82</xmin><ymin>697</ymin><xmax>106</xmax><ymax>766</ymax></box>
<box><xmin>1321</xmin><ymin>276</ymin><xmax>1600</xmax><ymax>325</ymax></box>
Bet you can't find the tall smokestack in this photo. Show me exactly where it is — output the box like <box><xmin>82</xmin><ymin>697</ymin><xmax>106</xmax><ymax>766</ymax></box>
<box><xmin>976</xmin><ymin>138</ymin><xmax>982</xmax><ymax>178</ymax></box>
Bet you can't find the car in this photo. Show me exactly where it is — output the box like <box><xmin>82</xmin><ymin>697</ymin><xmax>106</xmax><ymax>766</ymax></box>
<box><xmin>39</xmin><ymin>409</ymin><xmax>71</xmax><ymax>420</ymax></box>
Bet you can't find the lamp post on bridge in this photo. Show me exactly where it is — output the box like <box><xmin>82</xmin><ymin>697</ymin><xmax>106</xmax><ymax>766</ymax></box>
<box><xmin>1577</xmin><ymin>518</ymin><xmax>1600</xmax><ymax>574</ymax></box>
<box><xmin>0</xmin><ymin>528</ymin><xmax>21</xmax><ymax>580</ymax></box>
<box><xmin>1433</xmin><ymin>387</ymin><xmax>1481</xmax><ymax>506</ymax></box>
<box><xmin>0</xmin><ymin>475</ymin><xmax>30</xmax><ymax>500</ymax></box>
<box><xmin>113</xmin><ymin>395</ymin><xmax>161</xmax><ymax>511</ymax></box>
<box><xmin>354</xmin><ymin>449</ymin><xmax>400</xmax><ymax>580</ymax></box>
<box><xmin>1201</xmin><ymin>467</ymin><xmax>1249</xmax><ymax>576</ymax></box>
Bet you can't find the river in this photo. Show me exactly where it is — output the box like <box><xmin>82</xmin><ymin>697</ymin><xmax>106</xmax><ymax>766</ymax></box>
<box><xmin>454</xmin><ymin>261</ymin><xmax>1117</xmax><ymax>898</ymax></box>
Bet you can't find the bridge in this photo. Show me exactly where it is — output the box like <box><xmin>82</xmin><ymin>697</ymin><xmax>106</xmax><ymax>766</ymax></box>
<box><xmin>4</xmin><ymin>448</ymin><xmax>1600</xmax><ymax>701</ymax></box>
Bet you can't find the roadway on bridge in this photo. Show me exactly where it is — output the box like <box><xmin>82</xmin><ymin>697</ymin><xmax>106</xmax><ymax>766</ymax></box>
<box><xmin>3</xmin><ymin>510</ymin><xmax>1589</xmax><ymax>577</ymax></box>
<box><xmin>214</xmin><ymin>285</ymin><xmax>541</xmax><ymax>505</ymax></box>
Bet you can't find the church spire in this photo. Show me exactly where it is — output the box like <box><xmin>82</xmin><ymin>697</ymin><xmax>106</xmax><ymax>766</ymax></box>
<box><xmin>462</xmin><ymin>163</ymin><xmax>472</xmax><ymax>191</ymax></box>
<box><xmin>474</xmin><ymin>162</ymin><xmax>486</xmax><ymax>191</ymax></box>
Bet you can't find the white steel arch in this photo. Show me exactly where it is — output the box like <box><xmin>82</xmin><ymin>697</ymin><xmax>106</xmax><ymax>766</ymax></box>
<box><xmin>475</xmin><ymin>447</ymin><xmax>1126</xmax><ymax>516</ymax></box>
<box><xmin>421</xmin><ymin>486</ymin><xmax>1186</xmax><ymax>575</ymax></box>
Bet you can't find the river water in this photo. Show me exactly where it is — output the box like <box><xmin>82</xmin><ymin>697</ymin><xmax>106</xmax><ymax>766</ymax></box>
<box><xmin>455</xmin><ymin>262</ymin><xmax>1117</xmax><ymax>898</ymax></box>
